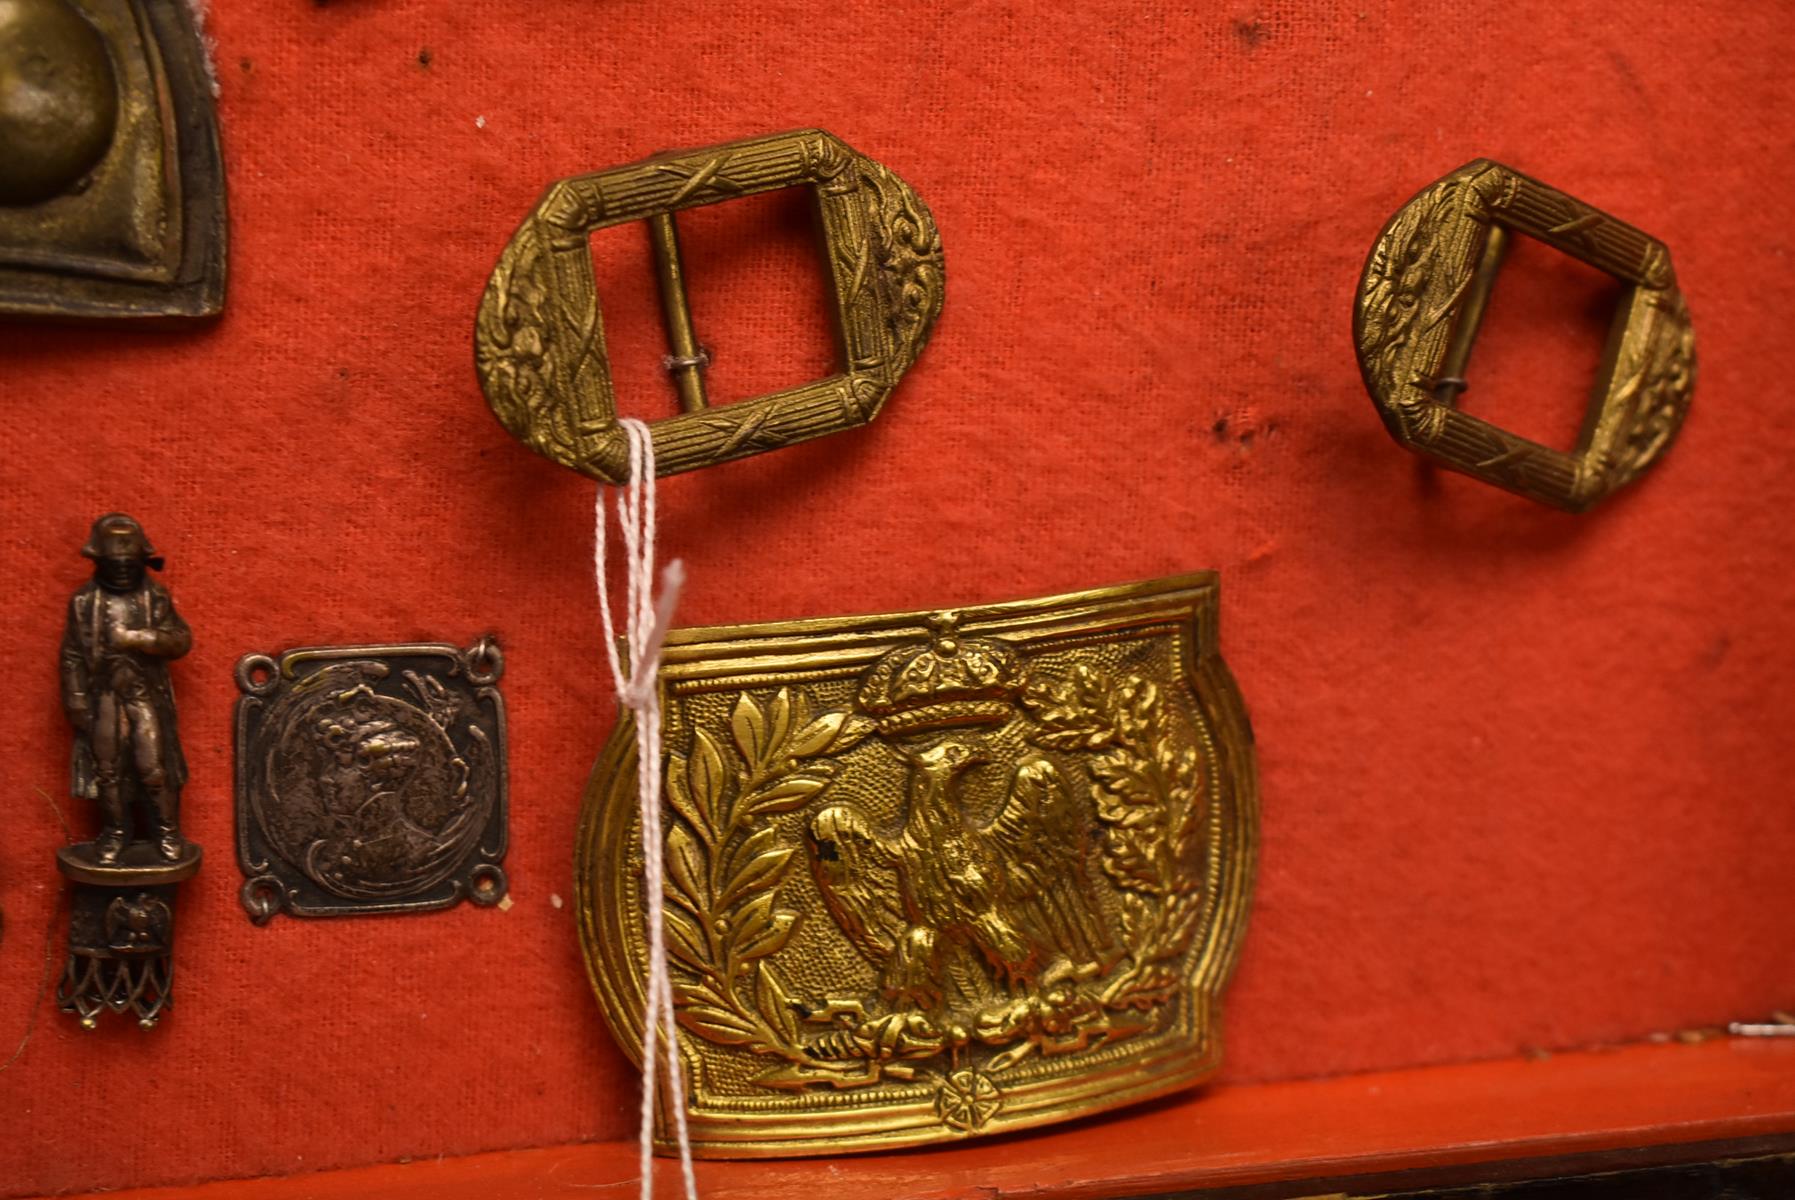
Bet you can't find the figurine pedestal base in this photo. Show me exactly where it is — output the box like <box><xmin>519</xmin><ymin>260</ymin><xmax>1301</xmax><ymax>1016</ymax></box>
<box><xmin>54</xmin><ymin>840</ymin><xmax>202</xmax><ymax>1029</ymax></box>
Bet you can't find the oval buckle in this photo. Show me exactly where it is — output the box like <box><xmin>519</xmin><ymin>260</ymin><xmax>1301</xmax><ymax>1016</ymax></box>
<box><xmin>1355</xmin><ymin>160</ymin><xmax>1695</xmax><ymax>512</ymax></box>
<box><xmin>476</xmin><ymin>130</ymin><xmax>944</xmax><ymax>483</ymax></box>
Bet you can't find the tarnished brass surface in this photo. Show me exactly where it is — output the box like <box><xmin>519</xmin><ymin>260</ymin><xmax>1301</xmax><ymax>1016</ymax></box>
<box><xmin>0</xmin><ymin>0</ymin><xmax>119</xmax><ymax>205</ymax></box>
<box><xmin>0</xmin><ymin>0</ymin><xmax>225</xmax><ymax>321</ymax></box>
<box><xmin>1355</xmin><ymin>160</ymin><xmax>1694</xmax><ymax>512</ymax></box>
<box><xmin>233</xmin><ymin>639</ymin><xmax>509</xmax><ymax>923</ymax></box>
<box><xmin>476</xmin><ymin>129</ymin><xmax>943</xmax><ymax>483</ymax></box>
<box><xmin>577</xmin><ymin>574</ymin><xmax>1257</xmax><ymax>1156</ymax></box>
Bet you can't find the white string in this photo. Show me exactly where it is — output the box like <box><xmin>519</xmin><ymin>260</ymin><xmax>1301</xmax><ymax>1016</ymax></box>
<box><xmin>593</xmin><ymin>417</ymin><xmax>696</xmax><ymax>1200</ymax></box>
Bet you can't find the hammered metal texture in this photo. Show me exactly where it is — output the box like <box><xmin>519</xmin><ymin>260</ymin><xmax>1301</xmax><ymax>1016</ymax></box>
<box><xmin>1355</xmin><ymin>159</ymin><xmax>1694</xmax><ymax>512</ymax></box>
<box><xmin>577</xmin><ymin>574</ymin><xmax>1257</xmax><ymax>1156</ymax></box>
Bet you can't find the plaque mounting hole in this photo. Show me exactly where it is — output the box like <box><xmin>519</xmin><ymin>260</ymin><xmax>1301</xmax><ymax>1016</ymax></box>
<box><xmin>240</xmin><ymin>875</ymin><xmax>283</xmax><ymax>924</ymax></box>
<box><xmin>469</xmin><ymin>864</ymin><xmax>507</xmax><ymax>906</ymax></box>
<box><xmin>464</xmin><ymin>637</ymin><xmax>503</xmax><ymax>684</ymax></box>
<box><xmin>236</xmin><ymin>654</ymin><xmax>280</xmax><ymax>696</ymax></box>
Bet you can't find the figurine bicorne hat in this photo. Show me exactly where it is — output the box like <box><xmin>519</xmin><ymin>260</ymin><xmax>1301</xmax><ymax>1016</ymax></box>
<box><xmin>80</xmin><ymin>512</ymin><xmax>164</xmax><ymax>569</ymax></box>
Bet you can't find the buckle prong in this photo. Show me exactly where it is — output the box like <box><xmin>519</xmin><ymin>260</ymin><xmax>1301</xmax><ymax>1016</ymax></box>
<box><xmin>1431</xmin><ymin>223</ymin><xmax>1509</xmax><ymax>407</ymax></box>
<box><xmin>646</xmin><ymin>212</ymin><xmax>710</xmax><ymax>412</ymax></box>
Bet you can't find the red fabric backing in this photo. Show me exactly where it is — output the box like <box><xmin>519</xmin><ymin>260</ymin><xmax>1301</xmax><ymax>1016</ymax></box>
<box><xmin>2</xmin><ymin>0</ymin><xmax>1793</xmax><ymax>1193</ymax></box>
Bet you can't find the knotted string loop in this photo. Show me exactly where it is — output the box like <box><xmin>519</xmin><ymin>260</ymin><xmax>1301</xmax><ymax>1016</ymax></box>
<box><xmin>592</xmin><ymin>417</ymin><xmax>697</xmax><ymax>1200</ymax></box>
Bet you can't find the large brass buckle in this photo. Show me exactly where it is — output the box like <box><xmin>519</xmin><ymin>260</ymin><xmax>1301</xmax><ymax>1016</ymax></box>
<box><xmin>1355</xmin><ymin>160</ymin><xmax>1695</xmax><ymax>512</ymax></box>
<box><xmin>475</xmin><ymin>130</ymin><xmax>944</xmax><ymax>483</ymax></box>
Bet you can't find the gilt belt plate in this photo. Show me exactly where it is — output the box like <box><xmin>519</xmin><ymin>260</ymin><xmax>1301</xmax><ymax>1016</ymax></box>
<box><xmin>234</xmin><ymin>641</ymin><xmax>508</xmax><ymax>922</ymax></box>
<box><xmin>578</xmin><ymin>574</ymin><xmax>1257</xmax><ymax>1156</ymax></box>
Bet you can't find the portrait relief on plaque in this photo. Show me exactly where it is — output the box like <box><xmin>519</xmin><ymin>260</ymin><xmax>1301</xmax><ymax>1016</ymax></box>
<box><xmin>233</xmin><ymin>640</ymin><xmax>509</xmax><ymax>923</ymax></box>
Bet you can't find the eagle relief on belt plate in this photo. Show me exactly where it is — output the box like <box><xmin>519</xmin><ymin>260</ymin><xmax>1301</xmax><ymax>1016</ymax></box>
<box><xmin>578</xmin><ymin>574</ymin><xmax>1257</xmax><ymax>1155</ymax></box>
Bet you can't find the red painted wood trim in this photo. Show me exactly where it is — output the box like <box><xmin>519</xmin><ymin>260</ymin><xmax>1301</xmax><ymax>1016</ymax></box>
<box><xmin>41</xmin><ymin>1038</ymin><xmax>1795</xmax><ymax>1200</ymax></box>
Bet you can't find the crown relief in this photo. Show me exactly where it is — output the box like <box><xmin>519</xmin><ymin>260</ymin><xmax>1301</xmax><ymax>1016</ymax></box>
<box><xmin>855</xmin><ymin>611</ymin><xmax>1027</xmax><ymax>736</ymax></box>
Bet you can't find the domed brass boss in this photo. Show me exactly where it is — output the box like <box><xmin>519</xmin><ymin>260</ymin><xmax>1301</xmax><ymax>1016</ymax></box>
<box><xmin>0</xmin><ymin>0</ymin><xmax>226</xmax><ymax>321</ymax></box>
<box><xmin>1355</xmin><ymin>161</ymin><xmax>1694</xmax><ymax>512</ymax></box>
<box><xmin>476</xmin><ymin>130</ymin><xmax>943</xmax><ymax>483</ymax></box>
<box><xmin>0</xmin><ymin>0</ymin><xmax>120</xmax><ymax>206</ymax></box>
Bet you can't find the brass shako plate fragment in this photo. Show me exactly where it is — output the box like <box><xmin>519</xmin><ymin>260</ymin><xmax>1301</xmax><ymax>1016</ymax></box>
<box><xmin>578</xmin><ymin>574</ymin><xmax>1257</xmax><ymax>1156</ymax></box>
<box><xmin>1355</xmin><ymin>160</ymin><xmax>1694</xmax><ymax>512</ymax></box>
<box><xmin>233</xmin><ymin>640</ymin><xmax>509</xmax><ymax>923</ymax></box>
<box><xmin>476</xmin><ymin>129</ymin><xmax>943</xmax><ymax>483</ymax></box>
<box><xmin>0</xmin><ymin>0</ymin><xmax>227</xmax><ymax>320</ymax></box>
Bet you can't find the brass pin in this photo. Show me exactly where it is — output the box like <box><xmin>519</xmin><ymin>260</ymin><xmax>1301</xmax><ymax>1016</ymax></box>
<box><xmin>647</xmin><ymin>213</ymin><xmax>710</xmax><ymax>412</ymax></box>
<box><xmin>1729</xmin><ymin>1021</ymin><xmax>1795</xmax><ymax>1038</ymax></box>
<box><xmin>1432</xmin><ymin>223</ymin><xmax>1510</xmax><ymax>406</ymax></box>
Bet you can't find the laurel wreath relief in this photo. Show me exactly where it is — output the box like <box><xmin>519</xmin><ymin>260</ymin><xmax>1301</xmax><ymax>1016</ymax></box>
<box><xmin>662</xmin><ymin>689</ymin><xmax>875</xmax><ymax>1064</ymax></box>
<box><xmin>1021</xmin><ymin>665</ymin><xmax>1210</xmax><ymax>1010</ymax></box>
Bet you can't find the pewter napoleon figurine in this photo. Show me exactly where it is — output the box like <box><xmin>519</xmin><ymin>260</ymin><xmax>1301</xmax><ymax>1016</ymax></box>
<box><xmin>55</xmin><ymin>513</ymin><xmax>200</xmax><ymax>1028</ymax></box>
<box><xmin>579</xmin><ymin>574</ymin><xmax>1257</xmax><ymax>1155</ymax></box>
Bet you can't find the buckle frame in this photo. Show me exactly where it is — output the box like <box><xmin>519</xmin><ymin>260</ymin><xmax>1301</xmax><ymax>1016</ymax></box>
<box><xmin>475</xmin><ymin>130</ymin><xmax>944</xmax><ymax>483</ymax></box>
<box><xmin>1355</xmin><ymin>160</ymin><xmax>1695</xmax><ymax>512</ymax></box>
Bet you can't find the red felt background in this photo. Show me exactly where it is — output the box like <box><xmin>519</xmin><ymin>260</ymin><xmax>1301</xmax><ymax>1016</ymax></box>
<box><xmin>2</xmin><ymin>0</ymin><xmax>1793</xmax><ymax>1195</ymax></box>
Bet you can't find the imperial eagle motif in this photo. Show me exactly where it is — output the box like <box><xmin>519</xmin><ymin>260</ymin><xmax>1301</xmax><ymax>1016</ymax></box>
<box><xmin>788</xmin><ymin>615</ymin><xmax>1130</xmax><ymax>1084</ymax></box>
<box><xmin>578</xmin><ymin>575</ymin><xmax>1257</xmax><ymax>1155</ymax></box>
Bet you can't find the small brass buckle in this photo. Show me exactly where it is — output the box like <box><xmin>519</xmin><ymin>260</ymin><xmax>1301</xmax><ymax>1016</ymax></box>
<box><xmin>1355</xmin><ymin>160</ymin><xmax>1695</xmax><ymax>512</ymax></box>
<box><xmin>475</xmin><ymin>130</ymin><xmax>944</xmax><ymax>483</ymax></box>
